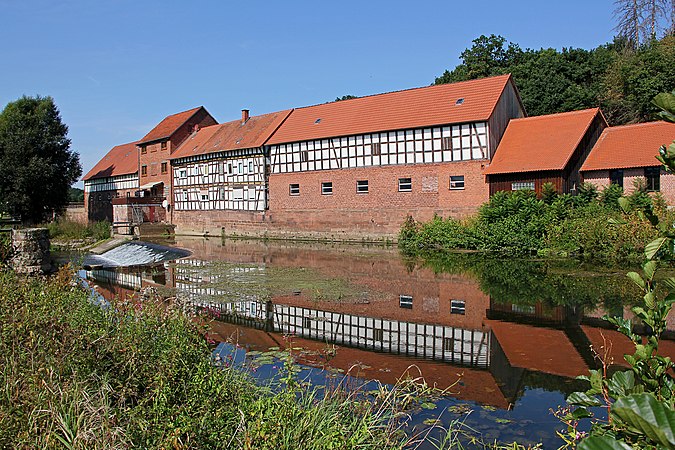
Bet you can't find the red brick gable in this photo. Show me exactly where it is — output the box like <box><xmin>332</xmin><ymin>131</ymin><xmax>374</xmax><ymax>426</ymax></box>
<box><xmin>581</xmin><ymin>121</ymin><xmax>675</xmax><ymax>171</ymax></box>
<box><xmin>267</xmin><ymin>74</ymin><xmax>514</xmax><ymax>145</ymax></box>
<box><xmin>485</xmin><ymin>108</ymin><xmax>604</xmax><ymax>175</ymax></box>
<box><xmin>83</xmin><ymin>141</ymin><xmax>139</xmax><ymax>181</ymax></box>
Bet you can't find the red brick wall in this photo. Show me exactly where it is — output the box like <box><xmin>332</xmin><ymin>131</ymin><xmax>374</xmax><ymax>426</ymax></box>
<box><xmin>266</xmin><ymin>160</ymin><xmax>489</xmax><ymax>236</ymax></box>
<box><xmin>582</xmin><ymin>168</ymin><xmax>675</xmax><ymax>204</ymax></box>
<box><xmin>140</xmin><ymin>109</ymin><xmax>217</xmax><ymax>209</ymax></box>
<box><xmin>173</xmin><ymin>209</ymin><xmax>266</xmax><ymax>236</ymax></box>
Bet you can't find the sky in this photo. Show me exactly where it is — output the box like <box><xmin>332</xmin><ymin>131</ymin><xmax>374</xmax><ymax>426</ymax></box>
<box><xmin>0</xmin><ymin>1</ymin><xmax>618</xmax><ymax>188</ymax></box>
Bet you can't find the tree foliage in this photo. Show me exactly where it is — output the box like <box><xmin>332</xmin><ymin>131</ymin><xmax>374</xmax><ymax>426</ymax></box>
<box><xmin>0</xmin><ymin>96</ymin><xmax>81</xmax><ymax>223</ymax></box>
<box><xmin>434</xmin><ymin>34</ymin><xmax>675</xmax><ymax>124</ymax></box>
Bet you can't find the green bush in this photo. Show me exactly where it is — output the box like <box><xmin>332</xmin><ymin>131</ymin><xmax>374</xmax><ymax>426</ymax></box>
<box><xmin>399</xmin><ymin>187</ymin><xmax>673</xmax><ymax>263</ymax></box>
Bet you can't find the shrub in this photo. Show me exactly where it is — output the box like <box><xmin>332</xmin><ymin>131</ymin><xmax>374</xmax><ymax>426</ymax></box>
<box><xmin>540</xmin><ymin>182</ymin><xmax>558</xmax><ymax>204</ymax></box>
<box><xmin>599</xmin><ymin>183</ymin><xmax>624</xmax><ymax>210</ymax></box>
<box><xmin>576</xmin><ymin>182</ymin><xmax>598</xmax><ymax>205</ymax></box>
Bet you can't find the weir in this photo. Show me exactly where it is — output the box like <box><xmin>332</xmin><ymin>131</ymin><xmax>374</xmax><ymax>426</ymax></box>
<box><xmin>82</xmin><ymin>241</ymin><xmax>190</xmax><ymax>269</ymax></box>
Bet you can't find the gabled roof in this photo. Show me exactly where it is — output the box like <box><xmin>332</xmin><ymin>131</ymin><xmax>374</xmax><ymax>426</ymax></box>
<box><xmin>137</xmin><ymin>106</ymin><xmax>204</xmax><ymax>145</ymax></box>
<box><xmin>267</xmin><ymin>74</ymin><xmax>515</xmax><ymax>145</ymax></box>
<box><xmin>171</xmin><ymin>109</ymin><xmax>292</xmax><ymax>160</ymax></box>
<box><xmin>580</xmin><ymin>121</ymin><xmax>675</xmax><ymax>172</ymax></box>
<box><xmin>82</xmin><ymin>141</ymin><xmax>139</xmax><ymax>181</ymax></box>
<box><xmin>485</xmin><ymin>108</ymin><xmax>604</xmax><ymax>175</ymax></box>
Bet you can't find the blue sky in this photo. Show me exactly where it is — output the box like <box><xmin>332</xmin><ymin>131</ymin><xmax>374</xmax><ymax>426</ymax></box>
<box><xmin>0</xmin><ymin>1</ymin><xmax>618</xmax><ymax>187</ymax></box>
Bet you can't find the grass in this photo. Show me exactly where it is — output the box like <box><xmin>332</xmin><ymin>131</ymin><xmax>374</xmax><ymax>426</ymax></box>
<box><xmin>44</xmin><ymin>218</ymin><xmax>111</xmax><ymax>241</ymax></box>
<box><xmin>0</xmin><ymin>265</ymin><xmax>539</xmax><ymax>449</ymax></box>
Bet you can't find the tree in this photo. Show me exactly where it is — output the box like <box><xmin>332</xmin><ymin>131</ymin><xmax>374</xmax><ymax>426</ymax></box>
<box><xmin>0</xmin><ymin>96</ymin><xmax>81</xmax><ymax>223</ymax></box>
<box><xmin>334</xmin><ymin>95</ymin><xmax>358</xmax><ymax>102</ymax></box>
<box><xmin>434</xmin><ymin>34</ymin><xmax>523</xmax><ymax>84</ymax></box>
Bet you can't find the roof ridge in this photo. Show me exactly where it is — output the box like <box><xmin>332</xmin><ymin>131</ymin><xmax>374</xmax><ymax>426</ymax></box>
<box><xmin>292</xmin><ymin>74</ymin><xmax>512</xmax><ymax>111</ymax></box>
<box><xmin>162</xmin><ymin>105</ymin><xmax>202</xmax><ymax>118</ymax></box>
<box><xmin>509</xmin><ymin>107</ymin><xmax>599</xmax><ymax>122</ymax></box>
<box><xmin>606</xmin><ymin>120</ymin><xmax>670</xmax><ymax>131</ymax></box>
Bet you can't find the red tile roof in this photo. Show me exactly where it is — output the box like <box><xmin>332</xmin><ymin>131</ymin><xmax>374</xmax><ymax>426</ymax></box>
<box><xmin>171</xmin><ymin>110</ymin><xmax>292</xmax><ymax>160</ymax></box>
<box><xmin>580</xmin><ymin>121</ymin><xmax>675</xmax><ymax>172</ymax></box>
<box><xmin>267</xmin><ymin>74</ymin><xmax>515</xmax><ymax>145</ymax></box>
<box><xmin>82</xmin><ymin>141</ymin><xmax>139</xmax><ymax>181</ymax></box>
<box><xmin>137</xmin><ymin>106</ymin><xmax>204</xmax><ymax>145</ymax></box>
<box><xmin>485</xmin><ymin>108</ymin><xmax>604</xmax><ymax>175</ymax></box>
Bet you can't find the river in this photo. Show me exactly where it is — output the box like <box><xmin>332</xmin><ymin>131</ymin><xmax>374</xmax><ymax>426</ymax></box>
<box><xmin>81</xmin><ymin>237</ymin><xmax>675</xmax><ymax>448</ymax></box>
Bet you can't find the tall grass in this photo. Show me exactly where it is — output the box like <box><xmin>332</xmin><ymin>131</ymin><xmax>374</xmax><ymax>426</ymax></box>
<box><xmin>0</xmin><ymin>267</ymin><xmax>425</xmax><ymax>449</ymax></box>
<box><xmin>45</xmin><ymin>218</ymin><xmax>111</xmax><ymax>241</ymax></box>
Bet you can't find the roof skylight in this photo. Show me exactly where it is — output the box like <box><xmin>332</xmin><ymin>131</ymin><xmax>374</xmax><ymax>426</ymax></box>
<box><xmin>455</xmin><ymin>98</ymin><xmax>465</xmax><ymax>105</ymax></box>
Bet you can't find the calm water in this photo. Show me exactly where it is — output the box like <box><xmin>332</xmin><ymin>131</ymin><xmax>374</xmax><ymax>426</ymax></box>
<box><xmin>82</xmin><ymin>237</ymin><xmax>675</xmax><ymax>448</ymax></box>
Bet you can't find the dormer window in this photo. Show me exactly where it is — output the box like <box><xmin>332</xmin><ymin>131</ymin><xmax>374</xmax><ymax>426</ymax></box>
<box><xmin>455</xmin><ymin>98</ymin><xmax>464</xmax><ymax>105</ymax></box>
<box><xmin>314</xmin><ymin>118</ymin><xmax>321</xmax><ymax>124</ymax></box>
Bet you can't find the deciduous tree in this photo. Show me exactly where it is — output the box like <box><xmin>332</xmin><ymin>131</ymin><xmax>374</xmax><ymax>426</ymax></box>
<box><xmin>0</xmin><ymin>96</ymin><xmax>81</xmax><ymax>223</ymax></box>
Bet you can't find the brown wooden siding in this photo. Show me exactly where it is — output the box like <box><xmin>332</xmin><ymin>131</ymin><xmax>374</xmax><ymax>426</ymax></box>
<box><xmin>487</xmin><ymin>80</ymin><xmax>525</xmax><ymax>159</ymax></box>
<box><xmin>563</xmin><ymin>114</ymin><xmax>607</xmax><ymax>192</ymax></box>
<box><xmin>488</xmin><ymin>171</ymin><xmax>564</xmax><ymax>196</ymax></box>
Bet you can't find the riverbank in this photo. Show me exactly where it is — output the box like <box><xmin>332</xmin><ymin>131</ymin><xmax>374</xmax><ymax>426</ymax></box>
<box><xmin>1</xmin><ymin>266</ymin><xmax>543</xmax><ymax>449</ymax></box>
<box><xmin>0</xmin><ymin>267</ymin><xmax>411</xmax><ymax>449</ymax></box>
<box><xmin>399</xmin><ymin>186</ymin><xmax>673</xmax><ymax>264</ymax></box>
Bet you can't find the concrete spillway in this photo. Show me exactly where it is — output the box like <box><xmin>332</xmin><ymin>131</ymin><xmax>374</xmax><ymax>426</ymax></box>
<box><xmin>82</xmin><ymin>241</ymin><xmax>190</xmax><ymax>269</ymax></box>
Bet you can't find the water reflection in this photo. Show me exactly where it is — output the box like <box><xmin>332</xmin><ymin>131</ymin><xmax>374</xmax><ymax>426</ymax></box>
<box><xmin>83</xmin><ymin>237</ymin><xmax>674</xmax><ymax>443</ymax></box>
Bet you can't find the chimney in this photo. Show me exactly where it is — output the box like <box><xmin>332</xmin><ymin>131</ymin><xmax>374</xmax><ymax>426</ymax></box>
<box><xmin>241</xmin><ymin>109</ymin><xmax>250</xmax><ymax>124</ymax></box>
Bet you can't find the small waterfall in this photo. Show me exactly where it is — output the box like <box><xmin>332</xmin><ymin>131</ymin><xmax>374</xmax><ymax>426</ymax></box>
<box><xmin>83</xmin><ymin>241</ymin><xmax>190</xmax><ymax>269</ymax></box>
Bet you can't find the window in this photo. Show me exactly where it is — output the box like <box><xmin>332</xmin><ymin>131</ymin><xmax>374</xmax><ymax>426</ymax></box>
<box><xmin>161</xmin><ymin>162</ymin><xmax>168</xmax><ymax>174</ymax></box>
<box><xmin>371</xmin><ymin>143</ymin><xmax>382</xmax><ymax>156</ymax></box>
<box><xmin>610</xmin><ymin>169</ymin><xmax>624</xmax><ymax>188</ymax></box>
<box><xmin>450</xmin><ymin>300</ymin><xmax>466</xmax><ymax>315</ymax></box>
<box><xmin>141</xmin><ymin>146</ymin><xmax>147</xmax><ymax>154</ymax></box>
<box><xmin>455</xmin><ymin>98</ymin><xmax>465</xmax><ymax>105</ymax></box>
<box><xmin>141</xmin><ymin>165</ymin><xmax>147</xmax><ymax>176</ymax></box>
<box><xmin>126</xmin><ymin>192</ymin><xmax>131</xmax><ymax>198</ymax></box>
<box><xmin>300</xmin><ymin>150</ymin><xmax>308</xmax><ymax>162</ymax></box>
<box><xmin>161</xmin><ymin>141</ymin><xmax>167</xmax><ymax>151</ymax></box>
<box><xmin>645</xmin><ymin>167</ymin><xmax>660</xmax><ymax>192</ymax></box>
<box><xmin>238</xmin><ymin>162</ymin><xmax>244</xmax><ymax>174</ymax></box>
<box><xmin>248</xmin><ymin>161</ymin><xmax>254</xmax><ymax>173</ymax></box>
<box><xmin>512</xmin><ymin>181</ymin><xmax>534</xmax><ymax>191</ymax></box>
<box><xmin>443</xmin><ymin>337</ymin><xmax>454</xmax><ymax>352</ymax></box>
<box><xmin>233</xmin><ymin>187</ymin><xmax>244</xmax><ymax>201</ymax></box>
<box><xmin>200</xmin><ymin>191</ymin><xmax>209</xmax><ymax>201</ymax></box>
<box><xmin>228</xmin><ymin>163</ymin><xmax>233</xmax><ymax>175</ymax></box>
<box><xmin>399</xmin><ymin>295</ymin><xmax>413</xmax><ymax>309</ymax></box>
<box><xmin>178</xmin><ymin>169</ymin><xmax>187</xmax><ymax>179</ymax></box>
<box><xmin>398</xmin><ymin>177</ymin><xmax>412</xmax><ymax>192</ymax></box>
<box><xmin>321</xmin><ymin>182</ymin><xmax>333</xmax><ymax>195</ymax></box>
<box><xmin>373</xmin><ymin>328</ymin><xmax>384</xmax><ymax>342</ymax></box>
<box><xmin>356</xmin><ymin>180</ymin><xmax>369</xmax><ymax>193</ymax></box>
<box><xmin>450</xmin><ymin>175</ymin><xmax>465</xmax><ymax>190</ymax></box>
<box><xmin>302</xmin><ymin>317</ymin><xmax>312</xmax><ymax>328</ymax></box>
<box><xmin>289</xmin><ymin>183</ymin><xmax>300</xmax><ymax>196</ymax></box>
<box><xmin>441</xmin><ymin>136</ymin><xmax>452</xmax><ymax>151</ymax></box>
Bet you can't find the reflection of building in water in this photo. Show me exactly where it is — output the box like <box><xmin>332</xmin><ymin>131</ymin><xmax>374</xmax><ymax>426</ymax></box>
<box><xmin>84</xmin><ymin>238</ymin><xmax>675</xmax><ymax>410</ymax></box>
<box><xmin>208</xmin><ymin>300</ymin><xmax>490</xmax><ymax>367</ymax></box>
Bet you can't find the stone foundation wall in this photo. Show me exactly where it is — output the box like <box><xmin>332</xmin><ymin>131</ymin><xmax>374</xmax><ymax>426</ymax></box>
<box><xmin>11</xmin><ymin>228</ymin><xmax>51</xmax><ymax>275</ymax></box>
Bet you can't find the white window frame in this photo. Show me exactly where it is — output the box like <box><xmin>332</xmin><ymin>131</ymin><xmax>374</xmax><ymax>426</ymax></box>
<box><xmin>450</xmin><ymin>175</ymin><xmax>465</xmax><ymax>190</ymax></box>
<box><xmin>398</xmin><ymin>177</ymin><xmax>412</xmax><ymax>192</ymax></box>
<box><xmin>356</xmin><ymin>180</ymin><xmax>369</xmax><ymax>194</ymax></box>
<box><xmin>321</xmin><ymin>182</ymin><xmax>333</xmax><ymax>195</ymax></box>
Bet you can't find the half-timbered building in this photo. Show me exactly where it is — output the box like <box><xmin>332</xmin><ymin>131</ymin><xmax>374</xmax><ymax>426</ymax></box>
<box><xmin>580</xmin><ymin>121</ymin><xmax>675</xmax><ymax>203</ymax></box>
<box><xmin>169</xmin><ymin>109</ymin><xmax>292</xmax><ymax>234</ymax></box>
<box><xmin>484</xmin><ymin>108</ymin><xmax>607</xmax><ymax>195</ymax></box>
<box><xmin>264</xmin><ymin>74</ymin><xmax>524</xmax><ymax>236</ymax></box>
<box><xmin>83</xmin><ymin>141</ymin><xmax>139</xmax><ymax>222</ymax></box>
